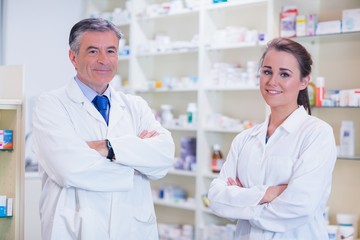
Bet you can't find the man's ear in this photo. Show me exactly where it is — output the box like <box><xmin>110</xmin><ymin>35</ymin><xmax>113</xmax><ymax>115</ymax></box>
<box><xmin>69</xmin><ymin>49</ymin><xmax>78</xmax><ymax>69</ymax></box>
<box><xmin>300</xmin><ymin>75</ymin><xmax>310</xmax><ymax>90</ymax></box>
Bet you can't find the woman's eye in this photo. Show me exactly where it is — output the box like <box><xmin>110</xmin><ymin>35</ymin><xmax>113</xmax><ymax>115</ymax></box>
<box><xmin>280</xmin><ymin>72</ymin><xmax>290</xmax><ymax>78</ymax></box>
<box><xmin>263</xmin><ymin>70</ymin><xmax>271</xmax><ymax>75</ymax></box>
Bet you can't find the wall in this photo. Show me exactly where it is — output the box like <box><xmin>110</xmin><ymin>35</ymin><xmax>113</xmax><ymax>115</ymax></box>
<box><xmin>4</xmin><ymin>0</ymin><xmax>85</xmax><ymax>131</ymax></box>
<box><xmin>3</xmin><ymin>0</ymin><xmax>85</xmax><ymax>239</ymax></box>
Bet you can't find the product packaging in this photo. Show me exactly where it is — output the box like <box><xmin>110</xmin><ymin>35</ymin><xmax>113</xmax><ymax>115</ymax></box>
<box><xmin>316</xmin><ymin>21</ymin><xmax>342</xmax><ymax>35</ymax></box>
<box><xmin>0</xmin><ymin>130</ymin><xmax>13</xmax><ymax>150</ymax></box>
<box><xmin>307</xmin><ymin>81</ymin><xmax>316</xmax><ymax>106</ymax></box>
<box><xmin>296</xmin><ymin>15</ymin><xmax>306</xmax><ymax>37</ymax></box>
<box><xmin>342</xmin><ymin>8</ymin><xmax>360</xmax><ymax>33</ymax></box>
<box><xmin>315</xmin><ymin>77</ymin><xmax>325</xmax><ymax>107</ymax></box>
<box><xmin>0</xmin><ymin>195</ymin><xmax>6</xmax><ymax>217</ymax></box>
<box><xmin>211</xmin><ymin>144</ymin><xmax>224</xmax><ymax>173</ymax></box>
<box><xmin>280</xmin><ymin>6</ymin><xmax>298</xmax><ymax>38</ymax></box>
<box><xmin>339</xmin><ymin>121</ymin><xmax>355</xmax><ymax>156</ymax></box>
<box><xmin>306</xmin><ymin>14</ymin><xmax>317</xmax><ymax>36</ymax></box>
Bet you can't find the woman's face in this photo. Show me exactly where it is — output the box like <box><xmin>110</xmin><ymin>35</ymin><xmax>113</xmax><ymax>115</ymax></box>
<box><xmin>259</xmin><ymin>49</ymin><xmax>309</xmax><ymax>111</ymax></box>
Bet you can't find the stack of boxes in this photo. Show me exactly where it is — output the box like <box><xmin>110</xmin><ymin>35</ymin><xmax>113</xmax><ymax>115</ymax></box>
<box><xmin>280</xmin><ymin>6</ymin><xmax>360</xmax><ymax>37</ymax></box>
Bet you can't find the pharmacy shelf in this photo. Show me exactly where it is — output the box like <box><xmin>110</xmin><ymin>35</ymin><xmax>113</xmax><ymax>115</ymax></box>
<box><xmin>88</xmin><ymin>0</ymin><xmax>360</xmax><ymax>239</ymax></box>
<box><xmin>135</xmin><ymin>88</ymin><xmax>199</xmax><ymax>93</ymax></box>
<box><xmin>205</xmin><ymin>41</ymin><xmax>261</xmax><ymax>50</ymax></box>
<box><xmin>338</xmin><ymin>155</ymin><xmax>360</xmax><ymax>161</ymax></box>
<box><xmin>137</xmin><ymin>8</ymin><xmax>199</xmax><ymax>21</ymax></box>
<box><xmin>203</xmin><ymin>171</ymin><xmax>219</xmax><ymax>179</ymax></box>
<box><xmin>0</xmin><ymin>65</ymin><xmax>24</xmax><ymax>240</ymax></box>
<box><xmin>153</xmin><ymin>198</ymin><xmax>196</xmax><ymax>211</ymax></box>
<box><xmin>118</xmin><ymin>55</ymin><xmax>130</xmax><ymax>61</ymax></box>
<box><xmin>168</xmin><ymin>169</ymin><xmax>197</xmax><ymax>177</ymax></box>
<box><xmin>164</xmin><ymin>125</ymin><xmax>198</xmax><ymax>132</ymax></box>
<box><xmin>203</xmin><ymin>127</ymin><xmax>243</xmax><ymax>134</ymax></box>
<box><xmin>204</xmin><ymin>86</ymin><xmax>259</xmax><ymax>91</ymax></box>
<box><xmin>136</xmin><ymin>48</ymin><xmax>198</xmax><ymax>57</ymax></box>
<box><xmin>205</xmin><ymin>0</ymin><xmax>268</xmax><ymax>10</ymax></box>
<box><xmin>291</xmin><ymin>30</ymin><xmax>360</xmax><ymax>42</ymax></box>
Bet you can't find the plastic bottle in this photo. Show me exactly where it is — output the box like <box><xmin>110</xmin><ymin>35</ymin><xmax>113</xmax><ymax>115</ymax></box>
<box><xmin>211</xmin><ymin>144</ymin><xmax>224</xmax><ymax>173</ymax></box>
<box><xmin>187</xmin><ymin>103</ymin><xmax>197</xmax><ymax>125</ymax></box>
<box><xmin>307</xmin><ymin>81</ymin><xmax>316</xmax><ymax>106</ymax></box>
<box><xmin>315</xmin><ymin>76</ymin><xmax>325</xmax><ymax>107</ymax></box>
<box><xmin>339</xmin><ymin>120</ymin><xmax>355</xmax><ymax>156</ymax></box>
<box><xmin>160</xmin><ymin>104</ymin><xmax>173</xmax><ymax>124</ymax></box>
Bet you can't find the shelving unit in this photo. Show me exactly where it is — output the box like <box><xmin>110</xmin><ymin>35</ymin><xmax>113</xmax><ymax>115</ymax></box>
<box><xmin>0</xmin><ymin>65</ymin><xmax>25</xmax><ymax>240</ymax></box>
<box><xmin>87</xmin><ymin>0</ymin><xmax>360</xmax><ymax>238</ymax></box>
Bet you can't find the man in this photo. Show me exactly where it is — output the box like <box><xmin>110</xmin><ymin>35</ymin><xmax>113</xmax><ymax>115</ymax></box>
<box><xmin>32</xmin><ymin>18</ymin><xmax>175</xmax><ymax>240</ymax></box>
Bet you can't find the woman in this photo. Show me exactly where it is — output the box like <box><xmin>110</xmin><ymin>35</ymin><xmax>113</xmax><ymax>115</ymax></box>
<box><xmin>207</xmin><ymin>37</ymin><xmax>337</xmax><ymax>239</ymax></box>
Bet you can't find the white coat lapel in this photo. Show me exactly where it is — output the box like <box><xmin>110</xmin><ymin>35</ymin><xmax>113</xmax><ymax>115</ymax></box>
<box><xmin>108</xmin><ymin>87</ymin><xmax>126</xmax><ymax>130</ymax></box>
<box><xmin>66</xmin><ymin>79</ymin><xmax>107</xmax><ymax>125</ymax></box>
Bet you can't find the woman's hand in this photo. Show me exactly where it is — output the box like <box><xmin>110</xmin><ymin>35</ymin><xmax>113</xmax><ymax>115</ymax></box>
<box><xmin>227</xmin><ymin>177</ymin><xmax>287</xmax><ymax>204</ymax></box>
<box><xmin>139</xmin><ymin>130</ymin><xmax>159</xmax><ymax>139</ymax></box>
<box><xmin>227</xmin><ymin>177</ymin><xmax>243</xmax><ymax>187</ymax></box>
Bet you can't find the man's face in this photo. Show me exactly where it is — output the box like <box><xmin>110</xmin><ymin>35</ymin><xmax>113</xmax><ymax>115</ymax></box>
<box><xmin>69</xmin><ymin>31</ymin><xmax>119</xmax><ymax>94</ymax></box>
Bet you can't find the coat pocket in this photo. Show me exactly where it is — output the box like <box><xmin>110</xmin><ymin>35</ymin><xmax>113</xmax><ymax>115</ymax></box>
<box><xmin>58</xmin><ymin>207</ymin><xmax>109</xmax><ymax>240</ymax></box>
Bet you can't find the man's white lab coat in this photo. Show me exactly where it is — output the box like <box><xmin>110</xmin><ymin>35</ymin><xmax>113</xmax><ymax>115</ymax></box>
<box><xmin>32</xmin><ymin>79</ymin><xmax>175</xmax><ymax>240</ymax></box>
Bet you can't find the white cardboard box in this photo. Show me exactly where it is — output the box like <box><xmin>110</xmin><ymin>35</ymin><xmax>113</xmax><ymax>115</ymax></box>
<box><xmin>342</xmin><ymin>8</ymin><xmax>360</xmax><ymax>32</ymax></box>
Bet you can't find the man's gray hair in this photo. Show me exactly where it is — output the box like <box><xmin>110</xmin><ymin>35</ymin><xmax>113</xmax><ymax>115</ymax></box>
<box><xmin>69</xmin><ymin>18</ymin><xmax>122</xmax><ymax>54</ymax></box>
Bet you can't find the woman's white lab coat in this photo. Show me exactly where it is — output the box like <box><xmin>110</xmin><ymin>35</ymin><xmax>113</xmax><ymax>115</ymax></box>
<box><xmin>208</xmin><ymin>106</ymin><xmax>337</xmax><ymax>240</ymax></box>
<box><xmin>32</xmin><ymin>79</ymin><xmax>175</xmax><ymax>240</ymax></box>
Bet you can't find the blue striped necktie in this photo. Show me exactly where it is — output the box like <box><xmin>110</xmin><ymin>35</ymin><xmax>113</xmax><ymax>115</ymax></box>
<box><xmin>93</xmin><ymin>95</ymin><xmax>109</xmax><ymax>125</ymax></box>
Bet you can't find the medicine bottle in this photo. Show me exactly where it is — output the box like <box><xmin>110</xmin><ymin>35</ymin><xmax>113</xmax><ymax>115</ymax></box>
<box><xmin>340</xmin><ymin>120</ymin><xmax>355</xmax><ymax>156</ymax></box>
<box><xmin>315</xmin><ymin>77</ymin><xmax>325</xmax><ymax>107</ymax></box>
<box><xmin>160</xmin><ymin>104</ymin><xmax>173</xmax><ymax>124</ymax></box>
<box><xmin>211</xmin><ymin>144</ymin><xmax>224</xmax><ymax>173</ymax></box>
<box><xmin>187</xmin><ymin>102</ymin><xmax>197</xmax><ymax>125</ymax></box>
<box><xmin>307</xmin><ymin>81</ymin><xmax>316</xmax><ymax>106</ymax></box>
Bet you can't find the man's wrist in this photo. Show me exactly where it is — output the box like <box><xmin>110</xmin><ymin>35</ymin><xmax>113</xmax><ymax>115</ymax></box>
<box><xmin>106</xmin><ymin>139</ymin><xmax>115</xmax><ymax>160</ymax></box>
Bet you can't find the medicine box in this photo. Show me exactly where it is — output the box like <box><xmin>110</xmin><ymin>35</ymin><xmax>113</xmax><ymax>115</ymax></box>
<box><xmin>296</xmin><ymin>15</ymin><xmax>306</xmax><ymax>37</ymax></box>
<box><xmin>0</xmin><ymin>195</ymin><xmax>6</xmax><ymax>217</ymax></box>
<box><xmin>306</xmin><ymin>14</ymin><xmax>317</xmax><ymax>36</ymax></box>
<box><xmin>342</xmin><ymin>8</ymin><xmax>360</xmax><ymax>32</ymax></box>
<box><xmin>6</xmin><ymin>198</ymin><xmax>13</xmax><ymax>217</ymax></box>
<box><xmin>280</xmin><ymin>6</ymin><xmax>298</xmax><ymax>38</ymax></box>
<box><xmin>0</xmin><ymin>130</ymin><xmax>13</xmax><ymax>150</ymax></box>
<box><xmin>316</xmin><ymin>20</ymin><xmax>341</xmax><ymax>35</ymax></box>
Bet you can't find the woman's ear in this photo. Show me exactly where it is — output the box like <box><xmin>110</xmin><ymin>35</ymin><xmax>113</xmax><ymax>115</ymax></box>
<box><xmin>300</xmin><ymin>75</ymin><xmax>310</xmax><ymax>90</ymax></box>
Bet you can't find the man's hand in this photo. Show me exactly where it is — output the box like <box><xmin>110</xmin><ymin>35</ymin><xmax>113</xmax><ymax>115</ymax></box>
<box><xmin>259</xmin><ymin>184</ymin><xmax>288</xmax><ymax>204</ymax></box>
<box><xmin>87</xmin><ymin>140</ymin><xmax>108</xmax><ymax>157</ymax></box>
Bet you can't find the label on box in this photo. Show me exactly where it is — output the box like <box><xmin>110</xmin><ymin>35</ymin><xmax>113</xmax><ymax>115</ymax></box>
<box><xmin>0</xmin><ymin>130</ymin><xmax>13</xmax><ymax>150</ymax></box>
